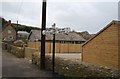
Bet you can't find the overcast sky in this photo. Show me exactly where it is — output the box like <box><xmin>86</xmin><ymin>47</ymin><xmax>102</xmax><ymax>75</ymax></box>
<box><xmin>1</xmin><ymin>0</ymin><xmax>119</xmax><ymax>34</ymax></box>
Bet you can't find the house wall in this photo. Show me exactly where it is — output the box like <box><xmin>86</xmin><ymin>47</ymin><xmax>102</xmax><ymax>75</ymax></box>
<box><xmin>2</xmin><ymin>25</ymin><xmax>16</xmax><ymax>41</ymax></box>
<box><xmin>27</xmin><ymin>42</ymin><xmax>82</xmax><ymax>53</ymax></box>
<box><xmin>82</xmin><ymin>23</ymin><xmax>119</xmax><ymax>70</ymax></box>
<box><xmin>118</xmin><ymin>23</ymin><xmax>120</xmax><ymax>70</ymax></box>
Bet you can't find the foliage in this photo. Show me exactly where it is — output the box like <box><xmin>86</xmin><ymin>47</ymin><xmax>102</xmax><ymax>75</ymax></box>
<box><xmin>2</xmin><ymin>17</ymin><xmax>40</xmax><ymax>33</ymax></box>
<box><xmin>12</xmin><ymin>23</ymin><xmax>40</xmax><ymax>33</ymax></box>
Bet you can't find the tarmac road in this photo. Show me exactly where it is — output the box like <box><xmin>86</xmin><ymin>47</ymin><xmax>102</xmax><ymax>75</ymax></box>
<box><xmin>0</xmin><ymin>39</ymin><xmax>2</xmax><ymax>78</ymax></box>
<box><xmin>2</xmin><ymin>50</ymin><xmax>61</xmax><ymax>78</ymax></box>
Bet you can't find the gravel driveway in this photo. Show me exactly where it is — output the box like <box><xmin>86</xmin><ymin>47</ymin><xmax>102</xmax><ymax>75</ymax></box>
<box><xmin>46</xmin><ymin>53</ymin><xmax>82</xmax><ymax>62</ymax></box>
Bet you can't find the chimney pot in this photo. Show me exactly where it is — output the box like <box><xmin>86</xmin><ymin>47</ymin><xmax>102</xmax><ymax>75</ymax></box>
<box><xmin>8</xmin><ymin>20</ymin><xmax>11</xmax><ymax>23</ymax></box>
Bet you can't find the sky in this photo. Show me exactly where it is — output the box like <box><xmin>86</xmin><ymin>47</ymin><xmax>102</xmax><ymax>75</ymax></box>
<box><xmin>1</xmin><ymin>0</ymin><xmax>120</xmax><ymax>34</ymax></box>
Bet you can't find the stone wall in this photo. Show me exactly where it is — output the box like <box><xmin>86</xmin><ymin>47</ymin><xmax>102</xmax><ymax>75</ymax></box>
<box><xmin>10</xmin><ymin>45</ymin><xmax>24</xmax><ymax>58</ymax></box>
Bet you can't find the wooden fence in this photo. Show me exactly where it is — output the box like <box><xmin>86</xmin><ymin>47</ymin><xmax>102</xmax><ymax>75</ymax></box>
<box><xmin>27</xmin><ymin>42</ymin><xmax>82</xmax><ymax>53</ymax></box>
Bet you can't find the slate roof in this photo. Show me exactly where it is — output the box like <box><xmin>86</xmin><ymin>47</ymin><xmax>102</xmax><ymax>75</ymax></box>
<box><xmin>28</xmin><ymin>30</ymin><xmax>86</xmax><ymax>42</ymax></box>
<box><xmin>77</xmin><ymin>31</ymin><xmax>92</xmax><ymax>40</ymax></box>
<box><xmin>17</xmin><ymin>31</ymin><xmax>30</xmax><ymax>38</ymax></box>
<box><xmin>17</xmin><ymin>31</ymin><xmax>29</xmax><ymax>34</ymax></box>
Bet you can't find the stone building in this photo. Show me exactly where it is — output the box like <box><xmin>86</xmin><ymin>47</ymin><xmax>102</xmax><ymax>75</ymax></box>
<box><xmin>2</xmin><ymin>20</ymin><xmax>17</xmax><ymax>41</ymax></box>
<box><xmin>28</xmin><ymin>29</ymin><xmax>86</xmax><ymax>44</ymax></box>
<box><xmin>82</xmin><ymin>20</ymin><xmax>120</xmax><ymax>70</ymax></box>
<box><xmin>27</xmin><ymin>29</ymin><xmax>86</xmax><ymax>53</ymax></box>
<box><xmin>78</xmin><ymin>31</ymin><xmax>92</xmax><ymax>40</ymax></box>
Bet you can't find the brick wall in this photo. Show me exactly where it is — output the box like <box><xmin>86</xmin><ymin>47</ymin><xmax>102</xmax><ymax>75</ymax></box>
<box><xmin>118</xmin><ymin>23</ymin><xmax>120</xmax><ymax>70</ymax></box>
<box><xmin>82</xmin><ymin>23</ymin><xmax>119</xmax><ymax>70</ymax></box>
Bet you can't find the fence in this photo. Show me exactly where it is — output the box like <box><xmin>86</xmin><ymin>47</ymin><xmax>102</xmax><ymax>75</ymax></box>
<box><xmin>25</xmin><ymin>47</ymin><xmax>39</xmax><ymax>61</ymax></box>
<box><xmin>27</xmin><ymin>42</ymin><xmax>82</xmax><ymax>53</ymax></box>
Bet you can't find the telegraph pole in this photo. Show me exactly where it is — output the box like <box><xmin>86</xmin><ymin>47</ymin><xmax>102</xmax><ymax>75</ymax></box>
<box><xmin>41</xmin><ymin>0</ymin><xmax>47</xmax><ymax>69</ymax></box>
<box><xmin>52</xmin><ymin>23</ymin><xmax>56</xmax><ymax>73</ymax></box>
<box><xmin>42</xmin><ymin>23</ymin><xmax>70</xmax><ymax>73</ymax></box>
<box><xmin>17</xmin><ymin>20</ymin><xmax>18</xmax><ymax>26</ymax></box>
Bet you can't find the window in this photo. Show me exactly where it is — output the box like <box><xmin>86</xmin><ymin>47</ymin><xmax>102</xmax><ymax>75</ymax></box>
<box><xmin>8</xmin><ymin>35</ymin><xmax>13</xmax><ymax>40</ymax></box>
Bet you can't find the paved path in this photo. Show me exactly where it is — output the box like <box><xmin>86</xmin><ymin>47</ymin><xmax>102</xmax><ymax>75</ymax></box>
<box><xmin>2</xmin><ymin>50</ymin><xmax>61</xmax><ymax>78</ymax></box>
<box><xmin>0</xmin><ymin>40</ymin><xmax>2</xmax><ymax>78</ymax></box>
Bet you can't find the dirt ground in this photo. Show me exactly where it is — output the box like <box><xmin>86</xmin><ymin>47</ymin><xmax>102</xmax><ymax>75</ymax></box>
<box><xmin>46</xmin><ymin>53</ymin><xmax>82</xmax><ymax>62</ymax></box>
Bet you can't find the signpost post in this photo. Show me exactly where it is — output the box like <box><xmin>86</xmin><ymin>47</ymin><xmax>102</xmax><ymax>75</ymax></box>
<box><xmin>52</xmin><ymin>23</ymin><xmax>56</xmax><ymax>73</ymax></box>
<box><xmin>42</xmin><ymin>23</ymin><xmax>56</xmax><ymax>73</ymax></box>
<box><xmin>42</xmin><ymin>23</ymin><xmax>71</xmax><ymax>74</ymax></box>
<box><xmin>41</xmin><ymin>0</ymin><xmax>47</xmax><ymax>70</ymax></box>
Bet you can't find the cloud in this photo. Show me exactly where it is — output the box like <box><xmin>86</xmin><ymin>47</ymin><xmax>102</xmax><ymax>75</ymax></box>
<box><xmin>47</xmin><ymin>2</ymin><xmax>118</xmax><ymax>33</ymax></box>
<box><xmin>2</xmin><ymin>2</ymin><xmax>42</xmax><ymax>26</ymax></box>
<box><xmin>2</xmin><ymin>0</ymin><xmax>118</xmax><ymax>34</ymax></box>
<box><xmin>0</xmin><ymin>2</ymin><xmax>2</xmax><ymax>17</ymax></box>
<box><xmin>2</xmin><ymin>0</ymin><xmax>119</xmax><ymax>2</ymax></box>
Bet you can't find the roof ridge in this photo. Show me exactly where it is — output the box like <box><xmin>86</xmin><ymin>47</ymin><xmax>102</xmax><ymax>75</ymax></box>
<box><xmin>82</xmin><ymin>20</ymin><xmax>119</xmax><ymax>47</ymax></box>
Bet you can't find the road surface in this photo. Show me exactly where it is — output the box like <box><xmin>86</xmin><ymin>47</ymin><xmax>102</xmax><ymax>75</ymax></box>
<box><xmin>0</xmin><ymin>38</ymin><xmax>2</xmax><ymax>78</ymax></box>
<box><xmin>2</xmin><ymin>50</ymin><xmax>61</xmax><ymax>78</ymax></box>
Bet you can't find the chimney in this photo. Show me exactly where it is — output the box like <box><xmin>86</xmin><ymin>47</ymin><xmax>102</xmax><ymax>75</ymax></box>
<box><xmin>8</xmin><ymin>20</ymin><xmax>11</xmax><ymax>24</ymax></box>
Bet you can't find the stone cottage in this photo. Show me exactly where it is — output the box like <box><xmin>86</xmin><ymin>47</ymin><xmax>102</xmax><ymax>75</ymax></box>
<box><xmin>2</xmin><ymin>20</ymin><xmax>17</xmax><ymax>41</ymax></box>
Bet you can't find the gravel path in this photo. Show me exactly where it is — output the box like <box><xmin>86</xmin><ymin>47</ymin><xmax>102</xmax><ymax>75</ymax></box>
<box><xmin>46</xmin><ymin>53</ymin><xmax>82</xmax><ymax>62</ymax></box>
